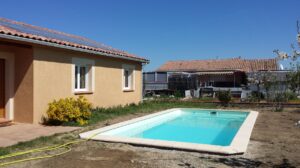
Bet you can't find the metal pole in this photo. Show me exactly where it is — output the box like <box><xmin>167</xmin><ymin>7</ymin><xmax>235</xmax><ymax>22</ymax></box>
<box><xmin>234</xmin><ymin>72</ymin><xmax>236</xmax><ymax>88</ymax></box>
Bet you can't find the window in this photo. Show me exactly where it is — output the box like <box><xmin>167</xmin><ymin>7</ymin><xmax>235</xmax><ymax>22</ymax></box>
<box><xmin>122</xmin><ymin>65</ymin><xmax>135</xmax><ymax>91</ymax></box>
<box><xmin>74</xmin><ymin>65</ymin><xmax>89</xmax><ymax>91</ymax></box>
<box><xmin>72</xmin><ymin>58</ymin><xmax>95</xmax><ymax>93</ymax></box>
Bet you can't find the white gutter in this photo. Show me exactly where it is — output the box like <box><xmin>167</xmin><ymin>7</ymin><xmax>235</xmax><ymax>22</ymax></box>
<box><xmin>0</xmin><ymin>33</ymin><xmax>149</xmax><ymax>63</ymax></box>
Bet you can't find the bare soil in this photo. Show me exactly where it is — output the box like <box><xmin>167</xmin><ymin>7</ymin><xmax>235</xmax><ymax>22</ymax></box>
<box><xmin>9</xmin><ymin>107</ymin><xmax>300</xmax><ymax>168</ymax></box>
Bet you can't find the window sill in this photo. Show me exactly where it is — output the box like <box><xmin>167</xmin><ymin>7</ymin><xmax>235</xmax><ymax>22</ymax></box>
<box><xmin>74</xmin><ymin>91</ymin><xmax>94</xmax><ymax>95</ymax></box>
<box><xmin>123</xmin><ymin>89</ymin><xmax>134</xmax><ymax>92</ymax></box>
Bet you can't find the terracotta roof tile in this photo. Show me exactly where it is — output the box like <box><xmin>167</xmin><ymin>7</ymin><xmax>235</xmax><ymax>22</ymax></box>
<box><xmin>0</xmin><ymin>17</ymin><xmax>148</xmax><ymax>62</ymax></box>
<box><xmin>157</xmin><ymin>58</ymin><xmax>278</xmax><ymax>72</ymax></box>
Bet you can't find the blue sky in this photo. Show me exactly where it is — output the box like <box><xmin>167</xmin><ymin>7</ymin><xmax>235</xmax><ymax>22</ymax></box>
<box><xmin>0</xmin><ymin>0</ymin><xmax>299</xmax><ymax>71</ymax></box>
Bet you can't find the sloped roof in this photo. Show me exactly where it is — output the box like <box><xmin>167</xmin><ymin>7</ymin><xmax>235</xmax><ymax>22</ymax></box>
<box><xmin>157</xmin><ymin>58</ymin><xmax>278</xmax><ymax>72</ymax></box>
<box><xmin>0</xmin><ymin>17</ymin><xmax>148</xmax><ymax>63</ymax></box>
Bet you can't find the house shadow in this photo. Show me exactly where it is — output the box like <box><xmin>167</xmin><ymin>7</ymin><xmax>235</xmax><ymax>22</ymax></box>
<box><xmin>211</xmin><ymin>157</ymin><xmax>262</xmax><ymax>167</ymax></box>
<box><xmin>210</xmin><ymin>158</ymin><xmax>296</xmax><ymax>168</ymax></box>
<box><xmin>273</xmin><ymin>159</ymin><xmax>296</xmax><ymax>168</ymax></box>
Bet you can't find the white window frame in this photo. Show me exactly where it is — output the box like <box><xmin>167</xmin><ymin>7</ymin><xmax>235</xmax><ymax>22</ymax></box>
<box><xmin>72</xmin><ymin>57</ymin><xmax>95</xmax><ymax>93</ymax></box>
<box><xmin>122</xmin><ymin>64</ymin><xmax>135</xmax><ymax>91</ymax></box>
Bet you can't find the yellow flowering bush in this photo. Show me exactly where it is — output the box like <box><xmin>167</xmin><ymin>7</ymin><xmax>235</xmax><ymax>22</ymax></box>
<box><xmin>46</xmin><ymin>96</ymin><xmax>92</xmax><ymax>125</ymax></box>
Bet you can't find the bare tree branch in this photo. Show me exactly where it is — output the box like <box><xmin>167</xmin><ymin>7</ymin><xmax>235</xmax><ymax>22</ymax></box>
<box><xmin>297</xmin><ymin>20</ymin><xmax>300</xmax><ymax>34</ymax></box>
<box><xmin>298</xmin><ymin>20</ymin><xmax>300</xmax><ymax>46</ymax></box>
<box><xmin>274</xmin><ymin>21</ymin><xmax>300</xmax><ymax>61</ymax></box>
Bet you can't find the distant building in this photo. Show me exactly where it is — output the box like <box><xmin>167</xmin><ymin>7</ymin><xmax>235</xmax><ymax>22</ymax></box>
<box><xmin>144</xmin><ymin>57</ymin><xmax>284</xmax><ymax>98</ymax></box>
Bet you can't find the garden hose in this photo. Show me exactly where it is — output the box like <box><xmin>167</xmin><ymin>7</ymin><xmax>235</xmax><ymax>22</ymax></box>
<box><xmin>0</xmin><ymin>146</ymin><xmax>72</xmax><ymax>167</ymax></box>
<box><xmin>0</xmin><ymin>133</ymin><xmax>99</xmax><ymax>167</ymax></box>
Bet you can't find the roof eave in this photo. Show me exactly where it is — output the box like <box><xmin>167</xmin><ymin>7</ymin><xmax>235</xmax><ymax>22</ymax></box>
<box><xmin>0</xmin><ymin>33</ymin><xmax>149</xmax><ymax>64</ymax></box>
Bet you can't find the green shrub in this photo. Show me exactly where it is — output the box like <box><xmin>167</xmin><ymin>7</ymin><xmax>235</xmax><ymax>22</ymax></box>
<box><xmin>159</xmin><ymin>93</ymin><xmax>169</xmax><ymax>99</ymax></box>
<box><xmin>46</xmin><ymin>96</ymin><xmax>92</xmax><ymax>125</ymax></box>
<box><xmin>174</xmin><ymin>90</ymin><xmax>183</xmax><ymax>98</ymax></box>
<box><xmin>217</xmin><ymin>90</ymin><xmax>231</xmax><ymax>105</ymax></box>
<box><xmin>247</xmin><ymin>91</ymin><xmax>264</xmax><ymax>102</ymax></box>
<box><xmin>273</xmin><ymin>93</ymin><xmax>286</xmax><ymax>102</ymax></box>
<box><xmin>198</xmin><ymin>97</ymin><xmax>215</xmax><ymax>101</ymax></box>
<box><xmin>284</xmin><ymin>92</ymin><xmax>298</xmax><ymax>101</ymax></box>
<box><xmin>252</xmin><ymin>91</ymin><xmax>264</xmax><ymax>99</ymax></box>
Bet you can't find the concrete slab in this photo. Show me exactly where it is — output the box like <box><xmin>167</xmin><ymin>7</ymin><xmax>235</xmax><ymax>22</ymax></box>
<box><xmin>0</xmin><ymin>123</ymin><xmax>79</xmax><ymax>147</ymax></box>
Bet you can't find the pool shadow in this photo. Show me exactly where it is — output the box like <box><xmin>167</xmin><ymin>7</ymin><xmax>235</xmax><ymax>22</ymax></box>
<box><xmin>210</xmin><ymin>119</ymin><xmax>244</xmax><ymax>146</ymax></box>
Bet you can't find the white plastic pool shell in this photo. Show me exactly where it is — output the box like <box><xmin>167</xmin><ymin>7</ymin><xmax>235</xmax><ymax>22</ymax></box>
<box><xmin>80</xmin><ymin>108</ymin><xmax>258</xmax><ymax>154</ymax></box>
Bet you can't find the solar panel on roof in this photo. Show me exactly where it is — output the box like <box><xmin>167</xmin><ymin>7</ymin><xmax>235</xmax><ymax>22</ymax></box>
<box><xmin>0</xmin><ymin>19</ymin><xmax>123</xmax><ymax>53</ymax></box>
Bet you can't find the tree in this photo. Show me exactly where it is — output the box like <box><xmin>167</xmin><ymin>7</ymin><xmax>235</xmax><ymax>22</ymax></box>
<box><xmin>271</xmin><ymin>21</ymin><xmax>300</xmax><ymax>111</ymax></box>
<box><xmin>247</xmin><ymin>72</ymin><xmax>265</xmax><ymax>102</ymax></box>
<box><xmin>263</xmin><ymin>74</ymin><xmax>273</xmax><ymax>100</ymax></box>
<box><xmin>286</xmin><ymin>64</ymin><xmax>300</xmax><ymax>94</ymax></box>
<box><xmin>273</xmin><ymin>21</ymin><xmax>300</xmax><ymax>96</ymax></box>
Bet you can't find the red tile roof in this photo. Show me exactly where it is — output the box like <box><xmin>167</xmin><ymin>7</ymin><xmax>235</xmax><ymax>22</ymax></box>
<box><xmin>0</xmin><ymin>18</ymin><xmax>148</xmax><ymax>63</ymax></box>
<box><xmin>157</xmin><ymin>58</ymin><xmax>278</xmax><ymax>72</ymax></box>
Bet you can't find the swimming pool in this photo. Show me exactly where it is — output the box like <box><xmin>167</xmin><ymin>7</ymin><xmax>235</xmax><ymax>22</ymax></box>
<box><xmin>80</xmin><ymin>108</ymin><xmax>258</xmax><ymax>154</ymax></box>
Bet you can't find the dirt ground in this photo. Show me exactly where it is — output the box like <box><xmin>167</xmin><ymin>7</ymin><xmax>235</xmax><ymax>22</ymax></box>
<box><xmin>8</xmin><ymin>107</ymin><xmax>300</xmax><ymax>168</ymax></box>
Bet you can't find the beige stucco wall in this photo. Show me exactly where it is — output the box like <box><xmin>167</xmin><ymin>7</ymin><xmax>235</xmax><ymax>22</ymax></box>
<box><xmin>33</xmin><ymin>46</ymin><xmax>142</xmax><ymax>124</ymax></box>
<box><xmin>0</xmin><ymin>42</ymin><xmax>34</xmax><ymax>123</ymax></box>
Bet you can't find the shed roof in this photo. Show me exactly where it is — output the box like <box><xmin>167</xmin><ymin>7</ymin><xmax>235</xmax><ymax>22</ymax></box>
<box><xmin>0</xmin><ymin>17</ymin><xmax>148</xmax><ymax>63</ymax></box>
<box><xmin>157</xmin><ymin>58</ymin><xmax>278</xmax><ymax>72</ymax></box>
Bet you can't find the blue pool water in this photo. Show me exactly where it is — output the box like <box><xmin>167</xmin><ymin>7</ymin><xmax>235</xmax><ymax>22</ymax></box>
<box><xmin>100</xmin><ymin>109</ymin><xmax>249</xmax><ymax>146</ymax></box>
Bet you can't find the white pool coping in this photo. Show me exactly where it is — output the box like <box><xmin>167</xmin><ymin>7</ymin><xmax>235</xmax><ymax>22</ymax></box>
<box><xmin>80</xmin><ymin>108</ymin><xmax>258</xmax><ymax>154</ymax></box>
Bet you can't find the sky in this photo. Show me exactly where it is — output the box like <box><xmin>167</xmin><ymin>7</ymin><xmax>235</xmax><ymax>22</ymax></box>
<box><xmin>0</xmin><ymin>0</ymin><xmax>299</xmax><ymax>71</ymax></box>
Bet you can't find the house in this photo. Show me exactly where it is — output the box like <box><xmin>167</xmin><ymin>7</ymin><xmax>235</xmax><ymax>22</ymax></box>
<box><xmin>0</xmin><ymin>18</ymin><xmax>149</xmax><ymax>124</ymax></box>
<box><xmin>144</xmin><ymin>57</ymin><xmax>279</xmax><ymax>97</ymax></box>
